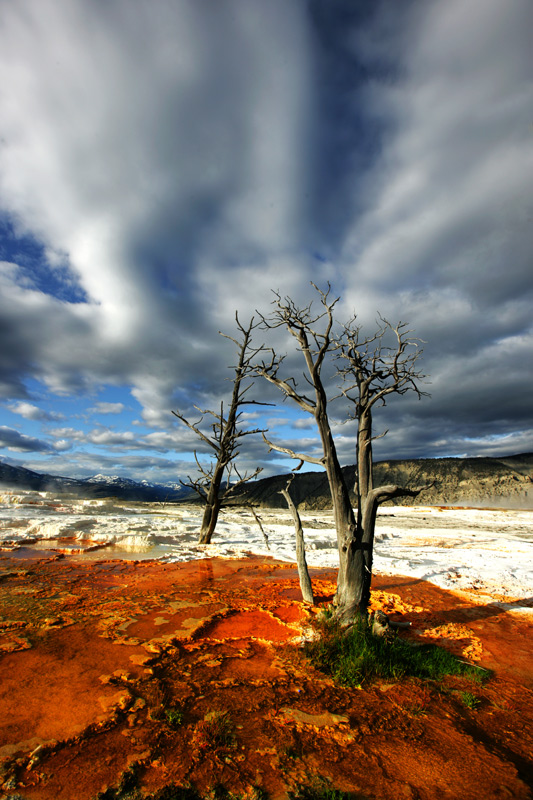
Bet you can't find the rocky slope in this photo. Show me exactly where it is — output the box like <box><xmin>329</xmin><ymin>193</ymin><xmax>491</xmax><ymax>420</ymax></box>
<box><xmin>230</xmin><ymin>453</ymin><xmax>533</xmax><ymax>509</ymax></box>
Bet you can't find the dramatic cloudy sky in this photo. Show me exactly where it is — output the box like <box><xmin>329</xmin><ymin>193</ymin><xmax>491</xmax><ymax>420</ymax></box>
<box><xmin>0</xmin><ymin>0</ymin><xmax>532</xmax><ymax>484</ymax></box>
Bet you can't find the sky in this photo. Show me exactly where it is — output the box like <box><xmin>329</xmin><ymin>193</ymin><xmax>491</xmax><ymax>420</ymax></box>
<box><xmin>0</xmin><ymin>0</ymin><xmax>532</xmax><ymax>485</ymax></box>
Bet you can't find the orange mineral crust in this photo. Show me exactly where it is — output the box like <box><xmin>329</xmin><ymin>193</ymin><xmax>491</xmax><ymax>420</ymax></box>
<box><xmin>0</xmin><ymin>552</ymin><xmax>532</xmax><ymax>800</ymax></box>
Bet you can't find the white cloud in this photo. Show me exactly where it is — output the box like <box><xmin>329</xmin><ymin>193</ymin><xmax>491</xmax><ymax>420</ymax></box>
<box><xmin>342</xmin><ymin>0</ymin><xmax>533</xmax><ymax>306</ymax></box>
<box><xmin>0</xmin><ymin>0</ymin><xmax>532</xmax><ymax>477</ymax></box>
<box><xmin>7</xmin><ymin>401</ymin><xmax>63</xmax><ymax>422</ymax></box>
<box><xmin>87</xmin><ymin>429</ymin><xmax>136</xmax><ymax>447</ymax></box>
<box><xmin>50</xmin><ymin>427</ymin><xmax>87</xmax><ymax>442</ymax></box>
<box><xmin>90</xmin><ymin>402</ymin><xmax>125</xmax><ymax>415</ymax></box>
<box><xmin>52</xmin><ymin>439</ymin><xmax>71</xmax><ymax>452</ymax></box>
<box><xmin>293</xmin><ymin>418</ymin><xmax>316</xmax><ymax>431</ymax></box>
<box><xmin>0</xmin><ymin>425</ymin><xmax>52</xmax><ymax>453</ymax></box>
<box><xmin>0</xmin><ymin>0</ymin><xmax>313</xmax><ymax>406</ymax></box>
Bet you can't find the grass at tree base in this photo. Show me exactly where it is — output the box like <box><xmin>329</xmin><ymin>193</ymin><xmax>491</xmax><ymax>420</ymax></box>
<box><xmin>304</xmin><ymin>614</ymin><xmax>487</xmax><ymax>687</ymax></box>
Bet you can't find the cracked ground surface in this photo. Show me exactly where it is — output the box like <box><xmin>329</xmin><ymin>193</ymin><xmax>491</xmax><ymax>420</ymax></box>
<box><xmin>0</xmin><ymin>552</ymin><xmax>532</xmax><ymax>800</ymax></box>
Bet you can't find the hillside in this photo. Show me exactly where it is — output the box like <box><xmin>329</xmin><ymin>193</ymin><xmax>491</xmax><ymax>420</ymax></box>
<box><xmin>230</xmin><ymin>453</ymin><xmax>533</xmax><ymax>510</ymax></box>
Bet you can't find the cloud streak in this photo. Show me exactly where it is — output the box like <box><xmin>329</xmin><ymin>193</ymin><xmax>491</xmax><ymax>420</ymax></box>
<box><xmin>0</xmin><ymin>0</ymin><xmax>532</xmax><ymax>481</ymax></box>
<box><xmin>7</xmin><ymin>402</ymin><xmax>63</xmax><ymax>422</ymax></box>
<box><xmin>0</xmin><ymin>426</ymin><xmax>54</xmax><ymax>453</ymax></box>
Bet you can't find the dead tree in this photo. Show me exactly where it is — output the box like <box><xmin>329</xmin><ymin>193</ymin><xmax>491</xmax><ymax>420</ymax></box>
<box><xmin>256</xmin><ymin>286</ymin><xmax>429</xmax><ymax>621</ymax></box>
<box><xmin>172</xmin><ymin>315</ymin><xmax>268</xmax><ymax>545</ymax></box>
<box><xmin>256</xmin><ymin>286</ymin><xmax>358</xmax><ymax>568</ymax></box>
<box><xmin>246</xmin><ymin>505</ymin><xmax>271</xmax><ymax>551</ymax></box>
<box><xmin>280</xmin><ymin>468</ymin><xmax>314</xmax><ymax>605</ymax></box>
<box><xmin>333</xmin><ymin>315</ymin><xmax>430</xmax><ymax>619</ymax></box>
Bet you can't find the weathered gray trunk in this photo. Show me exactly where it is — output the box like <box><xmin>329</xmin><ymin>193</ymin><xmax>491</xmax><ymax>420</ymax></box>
<box><xmin>335</xmin><ymin>406</ymin><xmax>383</xmax><ymax>619</ymax></box>
<box><xmin>335</xmin><ymin>491</ymin><xmax>378</xmax><ymax>620</ymax></box>
<box><xmin>198</xmin><ymin>464</ymin><xmax>225</xmax><ymax>544</ymax></box>
<box><xmin>281</xmin><ymin>484</ymin><xmax>314</xmax><ymax>605</ymax></box>
<box><xmin>336</xmin><ymin>482</ymin><xmax>428</xmax><ymax>621</ymax></box>
<box><xmin>335</xmin><ymin>542</ymin><xmax>368</xmax><ymax>622</ymax></box>
<box><xmin>327</xmin><ymin>405</ymin><xmax>374</xmax><ymax>618</ymax></box>
<box><xmin>314</xmin><ymin>392</ymin><xmax>357</xmax><ymax>593</ymax></box>
<box><xmin>356</xmin><ymin>406</ymin><xmax>373</xmax><ymax>514</ymax></box>
<box><xmin>198</xmin><ymin>503</ymin><xmax>219</xmax><ymax>545</ymax></box>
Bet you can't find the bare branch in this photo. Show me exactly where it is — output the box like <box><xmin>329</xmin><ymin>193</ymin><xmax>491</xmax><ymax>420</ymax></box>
<box><xmin>247</xmin><ymin>505</ymin><xmax>270</xmax><ymax>550</ymax></box>
<box><xmin>336</xmin><ymin>314</ymin><xmax>430</xmax><ymax>418</ymax></box>
<box><xmin>171</xmin><ymin>409</ymin><xmax>220</xmax><ymax>452</ymax></box>
<box><xmin>221</xmin><ymin>464</ymin><xmax>263</xmax><ymax>499</ymax></box>
<box><xmin>369</xmin><ymin>482</ymin><xmax>433</xmax><ymax>505</ymax></box>
<box><xmin>262</xmin><ymin>432</ymin><xmax>325</xmax><ymax>467</ymax></box>
<box><xmin>254</xmin><ymin>363</ymin><xmax>316</xmax><ymax>414</ymax></box>
<box><xmin>179</xmin><ymin>454</ymin><xmax>211</xmax><ymax>501</ymax></box>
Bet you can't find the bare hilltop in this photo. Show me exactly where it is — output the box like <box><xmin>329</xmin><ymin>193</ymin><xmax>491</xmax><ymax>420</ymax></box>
<box><xmin>230</xmin><ymin>453</ymin><xmax>533</xmax><ymax>510</ymax></box>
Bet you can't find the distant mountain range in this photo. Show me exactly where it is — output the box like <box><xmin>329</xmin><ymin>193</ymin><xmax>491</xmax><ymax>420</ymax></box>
<box><xmin>0</xmin><ymin>462</ymin><xmax>185</xmax><ymax>502</ymax></box>
<box><xmin>1</xmin><ymin>453</ymin><xmax>532</xmax><ymax>508</ymax></box>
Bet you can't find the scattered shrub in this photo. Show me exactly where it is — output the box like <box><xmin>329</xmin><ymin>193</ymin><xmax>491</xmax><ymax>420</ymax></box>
<box><xmin>404</xmin><ymin>702</ymin><xmax>428</xmax><ymax>717</ymax></box>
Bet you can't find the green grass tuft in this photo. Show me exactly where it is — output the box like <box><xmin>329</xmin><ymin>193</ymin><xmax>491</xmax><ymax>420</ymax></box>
<box><xmin>459</xmin><ymin>691</ymin><xmax>481</xmax><ymax>710</ymax></box>
<box><xmin>164</xmin><ymin>707</ymin><xmax>185</xmax><ymax>728</ymax></box>
<box><xmin>289</xmin><ymin>779</ymin><xmax>369</xmax><ymax>800</ymax></box>
<box><xmin>305</xmin><ymin>615</ymin><xmax>487</xmax><ymax>687</ymax></box>
<box><xmin>193</xmin><ymin>710</ymin><xmax>236</xmax><ymax>751</ymax></box>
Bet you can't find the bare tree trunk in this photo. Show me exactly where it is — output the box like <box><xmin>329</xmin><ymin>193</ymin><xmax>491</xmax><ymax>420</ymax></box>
<box><xmin>334</xmin><ymin>405</ymin><xmax>375</xmax><ymax>619</ymax></box>
<box><xmin>314</xmin><ymin>392</ymin><xmax>357</xmax><ymax>595</ymax></box>
<box><xmin>198</xmin><ymin>503</ymin><xmax>219</xmax><ymax>545</ymax></box>
<box><xmin>336</xmin><ymin>485</ymin><xmax>380</xmax><ymax>621</ymax></box>
<box><xmin>335</xmin><ymin>406</ymin><xmax>385</xmax><ymax>620</ymax></box>
<box><xmin>356</xmin><ymin>407</ymin><xmax>373</xmax><ymax>511</ymax></box>
<box><xmin>335</xmin><ymin>542</ymin><xmax>368</xmax><ymax>623</ymax></box>
<box><xmin>280</xmin><ymin>479</ymin><xmax>314</xmax><ymax>605</ymax></box>
<box><xmin>198</xmin><ymin>463</ymin><xmax>225</xmax><ymax>544</ymax></box>
<box><xmin>336</xmin><ymin>483</ymin><xmax>430</xmax><ymax>621</ymax></box>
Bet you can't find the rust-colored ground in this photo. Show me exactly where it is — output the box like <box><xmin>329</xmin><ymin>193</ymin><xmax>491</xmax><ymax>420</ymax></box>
<box><xmin>0</xmin><ymin>551</ymin><xmax>532</xmax><ymax>800</ymax></box>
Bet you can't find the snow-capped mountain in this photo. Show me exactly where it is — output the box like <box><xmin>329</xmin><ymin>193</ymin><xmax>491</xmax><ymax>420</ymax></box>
<box><xmin>85</xmin><ymin>473</ymin><xmax>184</xmax><ymax>495</ymax></box>
<box><xmin>0</xmin><ymin>462</ymin><xmax>186</xmax><ymax>502</ymax></box>
<box><xmin>86</xmin><ymin>474</ymin><xmax>149</xmax><ymax>487</ymax></box>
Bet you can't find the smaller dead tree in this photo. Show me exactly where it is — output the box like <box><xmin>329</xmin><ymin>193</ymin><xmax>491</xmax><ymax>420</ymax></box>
<box><xmin>172</xmin><ymin>315</ymin><xmax>268</xmax><ymax>545</ymax></box>
<box><xmin>246</xmin><ymin>505</ymin><xmax>270</xmax><ymax>551</ymax></box>
<box><xmin>280</xmin><ymin>466</ymin><xmax>314</xmax><ymax>605</ymax></box>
